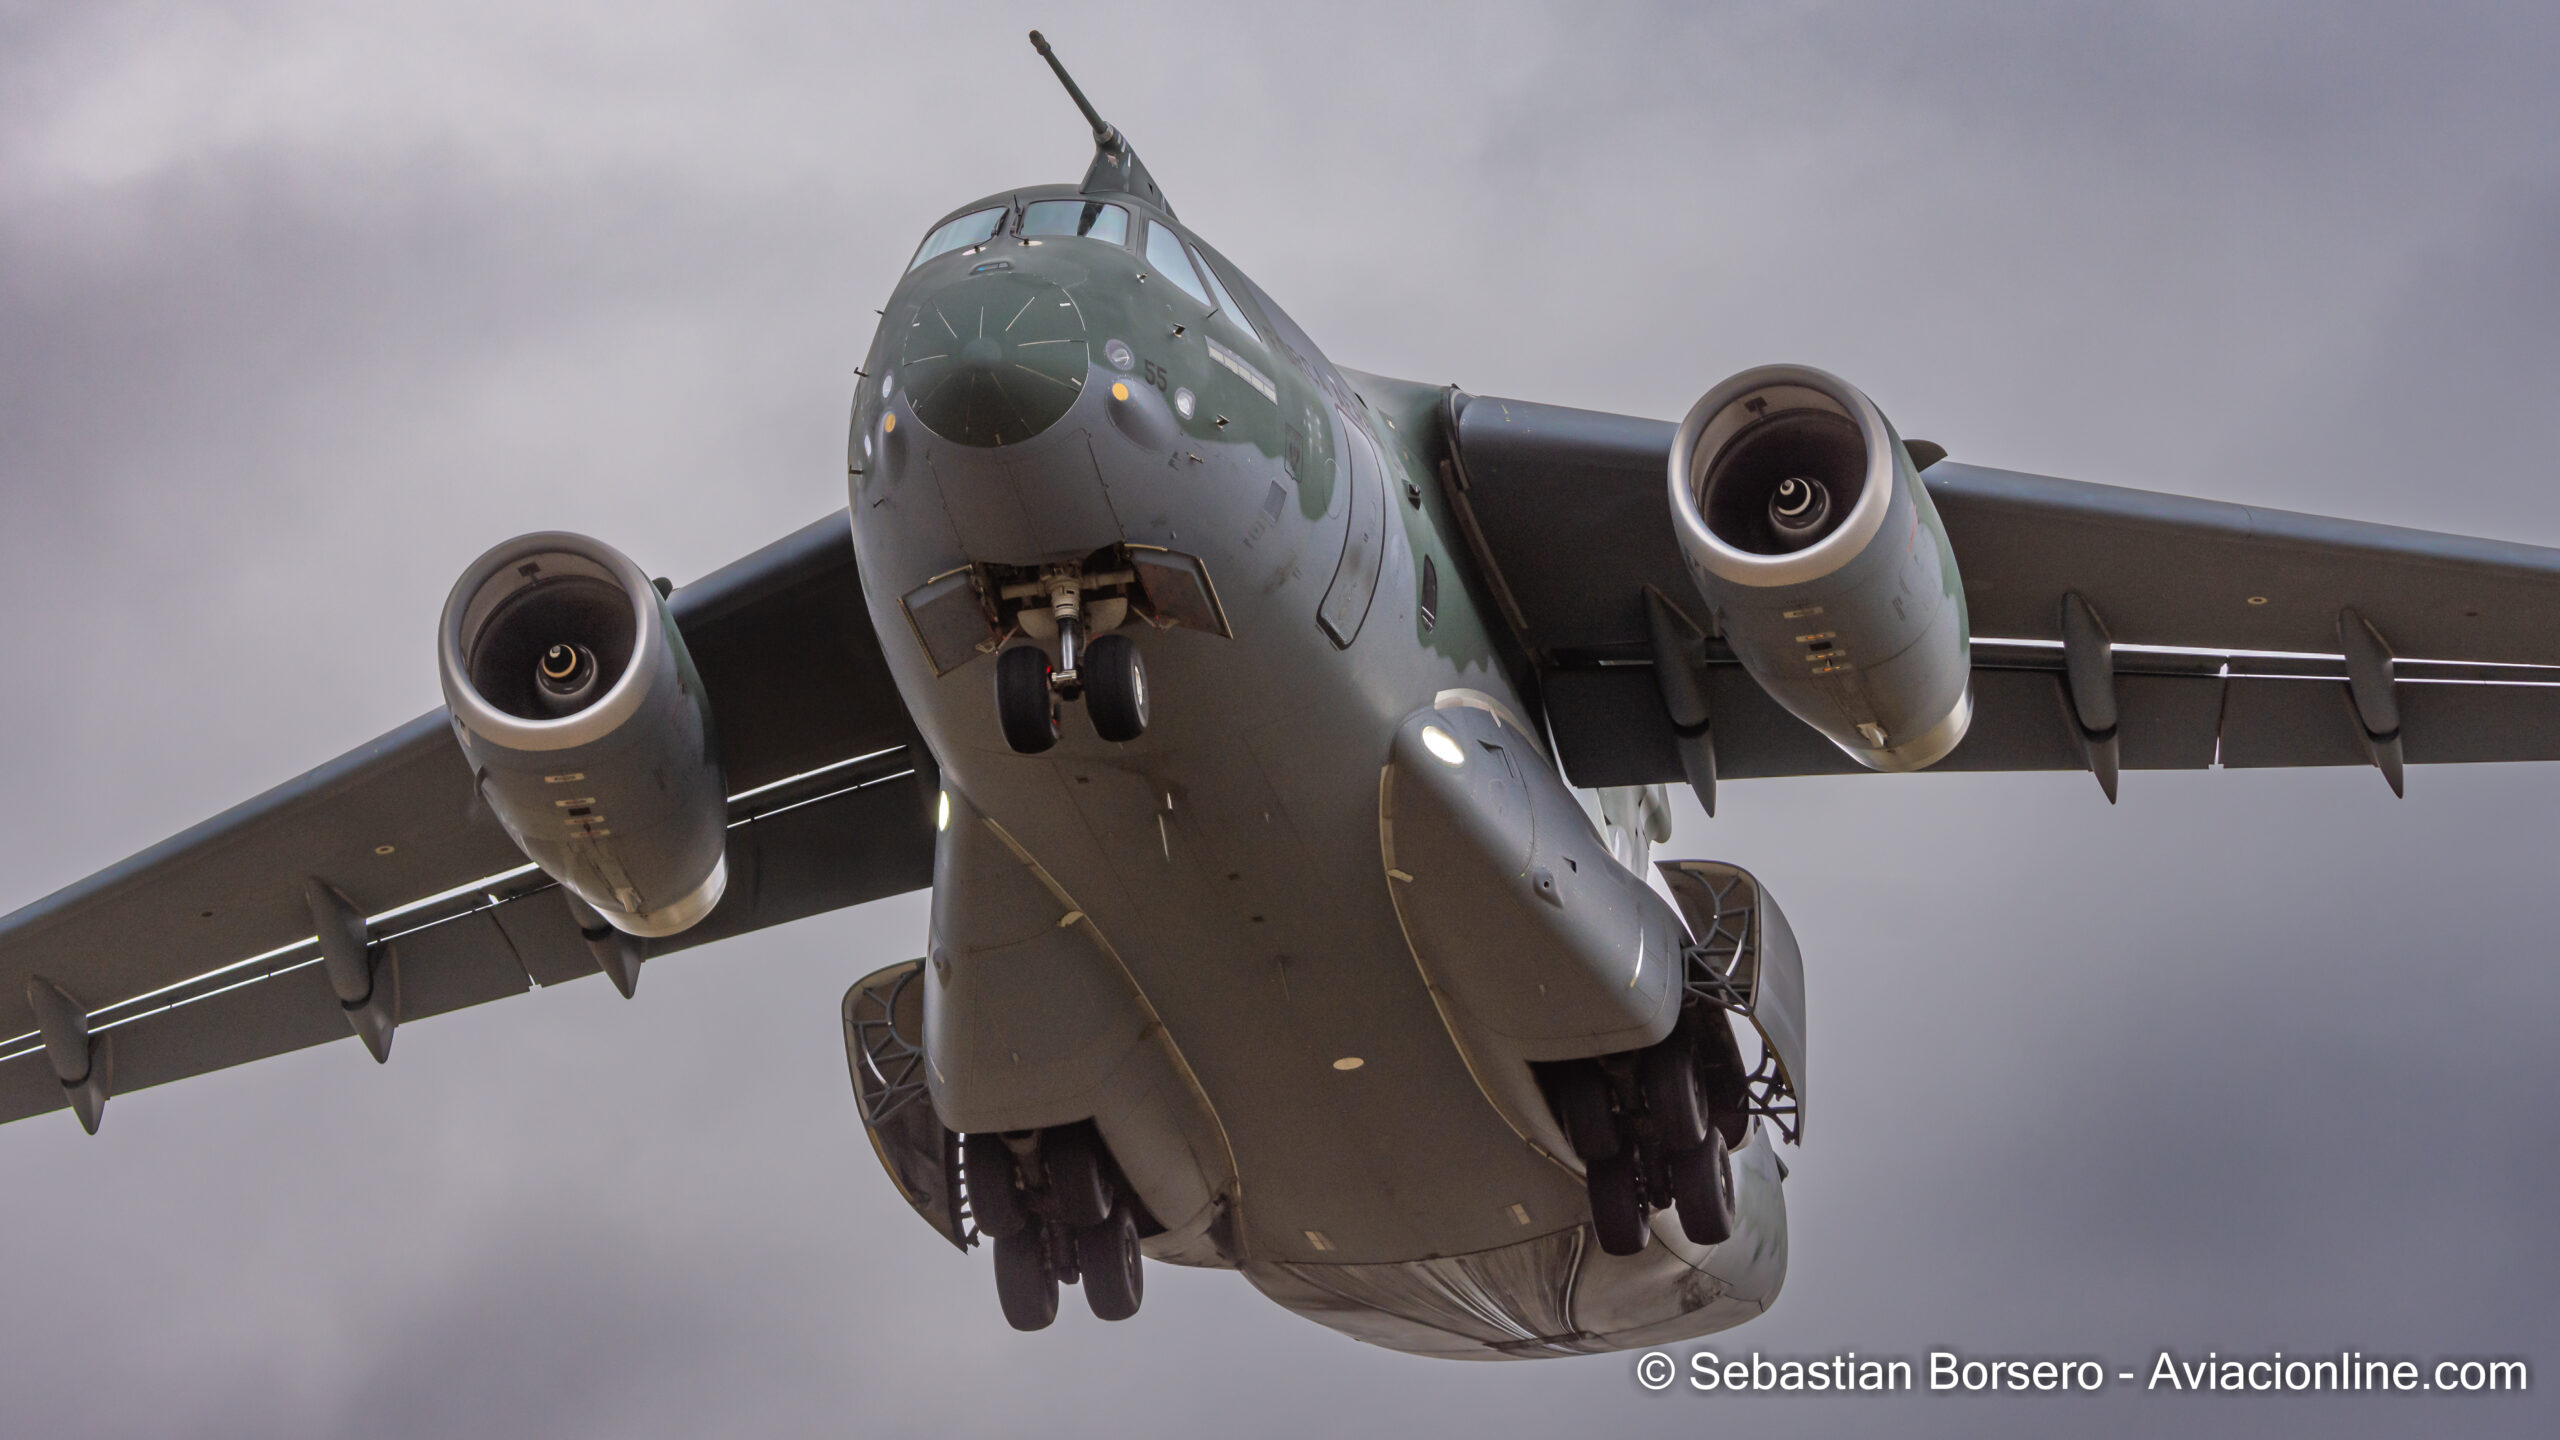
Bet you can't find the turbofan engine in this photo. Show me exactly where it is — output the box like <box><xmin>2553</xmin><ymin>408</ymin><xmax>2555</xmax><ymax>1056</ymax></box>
<box><xmin>439</xmin><ymin>533</ymin><xmax>729</xmax><ymax>937</ymax></box>
<box><xmin>1667</xmin><ymin>364</ymin><xmax>1971</xmax><ymax>771</ymax></box>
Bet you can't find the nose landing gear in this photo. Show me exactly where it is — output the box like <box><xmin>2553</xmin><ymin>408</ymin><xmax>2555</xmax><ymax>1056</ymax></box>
<box><xmin>995</xmin><ymin>646</ymin><xmax>1060</xmax><ymax>754</ymax></box>
<box><xmin>994</xmin><ymin>564</ymin><xmax>1149</xmax><ymax>753</ymax></box>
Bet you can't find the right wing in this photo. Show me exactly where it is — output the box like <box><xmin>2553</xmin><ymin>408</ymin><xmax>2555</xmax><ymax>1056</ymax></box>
<box><xmin>1434</xmin><ymin>393</ymin><xmax>2560</xmax><ymax>786</ymax></box>
<box><xmin>1</xmin><ymin>512</ymin><xmax>934</xmax><ymax>1129</ymax></box>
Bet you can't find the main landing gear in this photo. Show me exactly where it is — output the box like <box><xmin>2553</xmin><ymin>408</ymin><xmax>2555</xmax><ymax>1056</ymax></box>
<box><xmin>1546</xmin><ymin>1019</ymin><xmax>1749</xmax><ymax>1256</ymax></box>
<box><xmin>964</xmin><ymin>1122</ymin><xmax>1148</xmax><ymax>1329</ymax></box>
<box><xmin>995</xmin><ymin>564</ymin><xmax>1149</xmax><ymax>754</ymax></box>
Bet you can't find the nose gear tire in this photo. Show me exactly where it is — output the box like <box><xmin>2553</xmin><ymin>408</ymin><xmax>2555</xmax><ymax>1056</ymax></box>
<box><xmin>1083</xmin><ymin>633</ymin><xmax>1149</xmax><ymax>742</ymax></box>
<box><xmin>996</xmin><ymin>646</ymin><xmax>1060</xmax><ymax>754</ymax></box>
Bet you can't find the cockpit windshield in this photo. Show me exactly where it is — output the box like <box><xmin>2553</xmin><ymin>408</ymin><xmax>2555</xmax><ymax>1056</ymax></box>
<box><xmin>1021</xmin><ymin>199</ymin><xmax>1129</xmax><ymax>245</ymax></box>
<box><xmin>1143</xmin><ymin>221</ymin><xmax>1213</xmax><ymax>307</ymax></box>
<box><xmin>1189</xmin><ymin>243</ymin><xmax>1261</xmax><ymax>342</ymax></box>
<box><xmin>908</xmin><ymin>207</ymin><xmax>1007</xmax><ymax>272</ymax></box>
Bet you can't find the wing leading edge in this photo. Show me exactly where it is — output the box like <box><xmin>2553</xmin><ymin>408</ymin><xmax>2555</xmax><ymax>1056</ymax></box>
<box><xmin>0</xmin><ymin>512</ymin><xmax>934</xmax><ymax>1129</ymax></box>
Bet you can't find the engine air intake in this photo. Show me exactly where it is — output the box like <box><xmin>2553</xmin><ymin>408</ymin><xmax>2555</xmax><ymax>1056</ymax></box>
<box><xmin>1668</xmin><ymin>365</ymin><xmax>1972</xmax><ymax>772</ymax></box>
<box><xmin>438</xmin><ymin>533</ymin><xmax>730</xmax><ymax>939</ymax></box>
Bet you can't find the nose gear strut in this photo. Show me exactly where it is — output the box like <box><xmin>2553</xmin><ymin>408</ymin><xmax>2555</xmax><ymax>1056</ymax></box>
<box><xmin>1044</xmin><ymin>567</ymin><xmax>1088</xmax><ymax>699</ymax></box>
<box><xmin>994</xmin><ymin>563</ymin><xmax>1151</xmax><ymax>751</ymax></box>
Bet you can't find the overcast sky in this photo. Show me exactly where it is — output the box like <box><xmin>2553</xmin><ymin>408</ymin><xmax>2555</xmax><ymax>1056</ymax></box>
<box><xmin>2</xmin><ymin>2</ymin><xmax>2555</xmax><ymax>1435</ymax></box>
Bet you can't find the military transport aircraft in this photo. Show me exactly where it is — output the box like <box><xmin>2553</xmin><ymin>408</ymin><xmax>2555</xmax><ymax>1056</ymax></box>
<box><xmin>8</xmin><ymin>33</ymin><xmax>2560</xmax><ymax>1359</ymax></box>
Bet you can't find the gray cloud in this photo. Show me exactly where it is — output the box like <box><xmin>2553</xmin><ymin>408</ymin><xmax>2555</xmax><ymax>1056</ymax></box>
<box><xmin>1</xmin><ymin>3</ymin><xmax>2554</xmax><ymax>1435</ymax></box>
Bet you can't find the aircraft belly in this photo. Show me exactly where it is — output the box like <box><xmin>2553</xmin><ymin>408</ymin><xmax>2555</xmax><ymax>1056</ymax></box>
<box><xmin>954</xmin><ymin>681</ymin><xmax>1588</xmax><ymax>1270</ymax></box>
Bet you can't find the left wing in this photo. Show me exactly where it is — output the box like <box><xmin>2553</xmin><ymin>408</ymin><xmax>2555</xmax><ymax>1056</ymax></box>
<box><xmin>1</xmin><ymin>513</ymin><xmax>934</xmax><ymax>1129</ymax></box>
<box><xmin>1431</xmin><ymin>391</ymin><xmax>2560</xmax><ymax>788</ymax></box>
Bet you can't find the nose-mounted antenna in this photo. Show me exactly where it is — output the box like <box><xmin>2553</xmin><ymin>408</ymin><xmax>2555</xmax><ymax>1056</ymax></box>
<box><xmin>1028</xmin><ymin>30</ymin><xmax>1172</xmax><ymax>216</ymax></box>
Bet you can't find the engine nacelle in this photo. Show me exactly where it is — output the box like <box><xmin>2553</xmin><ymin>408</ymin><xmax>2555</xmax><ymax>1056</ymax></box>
<box><xmin>438</xmin><ymin>532</ymin><xmax>728</xmax><ymax>937</ymax></box>
<box><xmin>1668</xmin><ymin>364</ymin><xmax>1971</xmax><ymax>771</ymax></box>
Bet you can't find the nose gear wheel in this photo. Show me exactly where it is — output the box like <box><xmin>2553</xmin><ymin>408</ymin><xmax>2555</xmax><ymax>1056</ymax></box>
<box><xmin>1083</xmin><ymin>633</ymin><xmax>1149</xmax><ymax>742</ymax></box>
<box><xmin>996</xmin><ymin>646</ymin><xmax>1059</xmax><ymax>754</ymax></box>
<box><xmin>992</xmin><ymin>566</ymin><xmax>1151</xmax><ymax>752</ymax></box>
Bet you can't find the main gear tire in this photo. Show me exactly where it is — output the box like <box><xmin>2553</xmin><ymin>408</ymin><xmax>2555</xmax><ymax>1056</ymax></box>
<box><xmin>1641</xmin><ymin>1036</ymin><xmax>1711</xmax><ymax>1152</ymax></box>
<box><xmin>1669</xmin><ymin>1127</ymin><xmax>1738</xmax><ymax>1247</ymax></box>
<box><xmin>1043</xmin><ymin>1125</ymin><xmax>1114</xmax><ymax>1230</ymax></box>
<box><xmin>1551</xmin><ymin>1063</ymin><xmax>1620</xmax><ymax>1164</ymax></box>
<box><xmin>1586</xmin><ymin>1154</ymin><xmax>1649</xmax><ymax>1256</ymax></box>
<box><xmin>963</xmin><ymin>1132</ymin><xmax>1029</xmax><ymax>1239</ymax></box>
<box><xmin>992</xmin><ymin>1229</ymin><xmax>1059</xmax><ymax>1331</ymax></box>
<box><xmin>1077</xmin><ymin>1202</ymin><xmax>1145</xmax><ymax>1322</ymax></box>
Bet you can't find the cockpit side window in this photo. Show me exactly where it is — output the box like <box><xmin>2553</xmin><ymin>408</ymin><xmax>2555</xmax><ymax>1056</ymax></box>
<box><xmin>1143</xmin><ymin>220</ymin><xmax>1213</xmax><ymax>307</ymax></box>
<box><xmin>1021</xmin><ymin>200</ymin><xmax>1129</xmax><ymax>246</ymax></box>
<box><xmin>1188</xmin><ymin>243</ymin><xmax>1262</xmax><ymax>343</ymax></box>
<box><xmin>908</xmin><ymin>207</ymin><xmax>1008</xmax><ymax>272</ymax></box>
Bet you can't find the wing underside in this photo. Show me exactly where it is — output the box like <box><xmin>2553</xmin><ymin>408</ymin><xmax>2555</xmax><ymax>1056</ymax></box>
<box><xmin>1437</xmin><ymin>392</ymin><xmax>2560</xmax><ymax>788</ymax></box>
<box><xmin>0</xmin><ymin>512</ymin><xmax>933</xmax><ymax>1128</ymax></box>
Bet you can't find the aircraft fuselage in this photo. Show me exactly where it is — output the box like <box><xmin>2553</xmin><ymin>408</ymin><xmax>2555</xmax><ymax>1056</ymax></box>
<box><xmin>846</xmin><ymin>183</ymin><xmax>1786</xmax><ymax>1356</ymax></box>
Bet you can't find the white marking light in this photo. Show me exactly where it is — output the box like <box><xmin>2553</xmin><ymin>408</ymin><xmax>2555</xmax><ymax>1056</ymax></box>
<box><xmin>1421</xmin><ymin>725</ymin><xmax>1464</xmax><ymax>767</ymax></box>
<box><xmin>1332</xmin><ymin>1056</ymin><xmax>1364</xmax><ymax>1071</ymax></box>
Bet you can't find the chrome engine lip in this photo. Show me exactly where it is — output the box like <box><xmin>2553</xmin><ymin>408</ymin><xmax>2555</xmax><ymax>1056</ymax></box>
<box><xmin>438</xmin><ymin>530</ymin><xmax>664</xmax><ymax>756</ymax></box>
<box><xmin>1668</xmin><ymin>363</ymin><xmax>1901</xmax><ymax>590</ymax></box>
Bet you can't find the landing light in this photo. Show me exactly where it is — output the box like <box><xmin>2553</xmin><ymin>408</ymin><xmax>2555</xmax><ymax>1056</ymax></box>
<box><xmin>1111</xmin><ymin>381</ymin><xmax>1131</xmax><ymax>402</ymax></box>
<box><xmin>1332</xmin><ymin>1056</ymin><xmax>1364</xmax><ymax>1071</ymax></box>
<box><xmin>936</xmin><ymin>790</ymin><xmax>951</xmax><ymax>832</ymax></box>
<box><xmin>1421</xmin><ymin>725</ymin><xmax>1464</xmax><ymax>767</ymax></box>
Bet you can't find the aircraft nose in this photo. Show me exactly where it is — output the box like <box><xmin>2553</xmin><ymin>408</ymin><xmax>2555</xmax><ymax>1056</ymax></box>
<box><xmin>892</xmin><ymin>265</ymin><xmax>1090</xmax><ymax>447</ymax></box>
